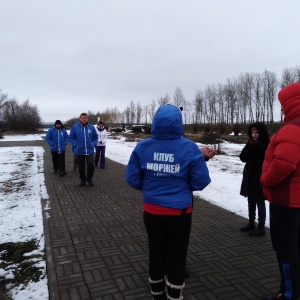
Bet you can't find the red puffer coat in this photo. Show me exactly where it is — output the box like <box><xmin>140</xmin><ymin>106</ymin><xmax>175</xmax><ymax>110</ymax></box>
<box><xmin>261</xmin><ymin>83</ymin><xmax>300</xmax><ymax>208</ymax></box>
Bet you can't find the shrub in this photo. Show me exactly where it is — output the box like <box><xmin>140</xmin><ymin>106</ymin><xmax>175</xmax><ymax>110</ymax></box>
<box><xmin>199</xmin><ymin>132</ymin><xmax>219</xmax><ymax>144</ymax></box>
<box><xmin>144</xmin><ymin>126</ymin><xmax>151</xmax><ymax>134</ymax></box>
<box><xmin>232</xmin><ymin>124</ymin><xmax>242</xmax><ymax>136</ymax></box>
<box><xmin>131</xmin><ymin>126</ymin><xmax>142</xmax><ymax>133</ymax></box>
<box><xmin>216</xmin><ymin>123</ymin><xmax>227</xmax><ymax>135</ymax></box>
<box><xmin>203</xmin><ymin>124</ymin><xmax>212</xmax><ymax>133</ymax></box>
<box><xmin>113</xmin><ymin>128</ymin><xmax>123</xmax><ymax>133</ymax></box>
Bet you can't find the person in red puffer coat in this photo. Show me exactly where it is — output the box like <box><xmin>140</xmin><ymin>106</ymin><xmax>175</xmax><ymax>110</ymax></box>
<box><xmin>260</xmin><ymin>83</ymin><xmax>300</xmax><ymax>300</ymax></box>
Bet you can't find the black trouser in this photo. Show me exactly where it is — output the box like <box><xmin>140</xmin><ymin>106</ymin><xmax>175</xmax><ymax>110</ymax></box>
<box><xmin>94</xmin><ymin>146</ymin><xmax>106</xmax><ymax>167</ymax></box>
<box><xmin>270</xmin><ymin>204</ymin><xmax>300</xmax><ymax>300</ymax></box>
<box><xmin>143</xmin><ymin>211</ymin><xmax>192</xmax><ymax>285</ymax></box>
<box><xmin>77</xmin><ymin>154</ymin><xmax>94</xmax><ymax>182</ymax></box>
<box><xmin>51</xmin><ymin>151</ymin><xmax>65</xmax><ymax>173</ymax></box>
<box><xmin>248</xmin><ymin>197</ymin><xmax>266</xmax><ymax>225</ymax></box>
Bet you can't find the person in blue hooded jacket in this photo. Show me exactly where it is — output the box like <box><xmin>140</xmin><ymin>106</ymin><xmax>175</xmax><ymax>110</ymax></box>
<box><xmin>69</xmin><ymin>113</ymin><xmax>98</xmax><ymax>187</ymax></box>
<box><xmin>126</xmin><ymin>104</ymin><xmax>211</xmax><ymax>300</ymax></box>
<box><xmin>46</xmin><ymin>120</ymin><xmax>69</xmax><ymax>176</ymax></box>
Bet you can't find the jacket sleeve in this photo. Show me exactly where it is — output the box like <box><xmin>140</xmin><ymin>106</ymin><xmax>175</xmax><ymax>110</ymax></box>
<box><xmin>64</xmin><ymin>130</ymin><xmax>69</xmax><ymax>147</ymax></box>
<box><xmin>188</xmin><ymin>144</ymin><xmax>211</xmax><ymax>191</ymax></box>
<box><xmin>92</xmin><ymin>126</ymin><xmax>98</xmax><ymax>147</ymax></box>
<box><xmin>45</xmin><ymin>129</ymin><xmax>53</xmax><ymax>147</ymax></box>
<box><xmin>126</xmin><ymin>147</ymin><xmax>143</xmax><ymax>190</ymax></box>
<box><xmin>261</xmin><ymin>128</ymin><xmax>300</xmax><ymax>188</ymax></box>
<box><xmin>102</xmin><ymin>130</ymin><xmax>108</xmax><ymax>144</ymax></box>
<box><xmin>239</xmin><ymin>141</ymin><xmax>251</xmax><ymax>162</ymax></box>
<box><xmin>69</xmin><ymin>127</ymin><xmax>78</xmax><ymax>148</ymax></box>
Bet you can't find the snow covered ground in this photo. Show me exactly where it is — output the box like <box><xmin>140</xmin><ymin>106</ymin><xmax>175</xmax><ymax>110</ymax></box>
<box><xmin>0</xmin><ymin>137</ymin><xmax>49</xmax><ymax>300</ymax></box>
<box><xmin>0</xmin><ymin>132</ymin><xmax>269</xmax><ymax>299</ymax></box>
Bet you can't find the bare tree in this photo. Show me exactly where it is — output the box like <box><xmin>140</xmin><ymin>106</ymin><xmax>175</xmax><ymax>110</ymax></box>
<box><xmin>0</xmin><ymin>90</ymin><xmax>8</xmax><ymax>107</ymax></box>
<box><xmin>136</xmin><ymin>101</ymin><xmax>143</xmax><ymax>124</ymax></box>
<box><xmin>147</xmin><ymin>100</ymin><xmax>156</xmax><ymax>124</ymax></box>
<box><xmin>124</xmin><ymin>107</ymin><xmax>130</xmax><ymax>124</ymax></box>
<box><xmin>263</xmin><ymin>70</ymin><xmax>278</xmax><ymax>123</ymax></box>
<box><xmin>1</xmin><ymin>98</ymin><xmax>40</xmax><ymax>130</ymax></box>
<box><xmin>294</xmin><ymin>66</ymin><xmax>300</xmax><ymax>82</ymax></box>
<box><xmin>194</xmin><ymin>90</ymin><xmax>204</xmax><ymax>124</ymax></box>
<box><xmin>99</xmin><ymin>106</ymin><xmax>121</xmax><ymax>124</ymax></box>
<box><xmin>216</xmin><ymin>83</ymin><xmax>225</xmax><ymax>123</ymax></box>
<box><xmin>173</xmin><ymin>87</ymin><xmax>185</xmax><ymax>108</ymax></box>
<box><xmin>183</xmin><ymin>100</ymin><xmax>192</xmax><ymax>124</ymax></box>
<box><xmin>280</xmin><ymin>67</ymin><xmax>296</xmax><ymax>88</ymax></box>
<box><xmin>19</xmin><ymin>99</ymin><xmax>41</xmax><ymax>129</ymax></box>
<box><xmin>129</xmin><ymin>100</ymin><xmax>136</xmax><ymax>123</ymax></box>
<box><xmin>204</xmin><ymin>85</ymin><xmax>217</xmax><ymax>123</ymax></box>
<box><xmin>253</xmin><ymin>73</ymin><xmax>264</xmax><ymax>121</ymax></box>
<box><xmin>224</xmin><ymin>78</ymin><xmax>237</xmax><ymax>124</ymax></box>
<box><xmin>0</xmin><ymin>90</ymin><xmax>8</xmax><ymax>125</ymax></box>
<box><xmin>157</xmin><ymin>93</ymin><xmax>170</xmax><ymax>106</ymax></box>
<box><xmin>1</xmin><ymin>98</ymin><xmax>20</xmax><ymax>129</ymax></box>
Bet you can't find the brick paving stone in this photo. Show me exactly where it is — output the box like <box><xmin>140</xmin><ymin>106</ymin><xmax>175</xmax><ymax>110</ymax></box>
<box><xmin>0</xmin><ymin>139</ymin><xmax>282</xmax><ymax>299</ymax></box>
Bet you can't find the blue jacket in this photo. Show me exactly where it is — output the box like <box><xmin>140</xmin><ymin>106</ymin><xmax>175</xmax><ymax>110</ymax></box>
<box><xmin>69</xmin><ymin>122</ymin><xmax>98</xmax><ymax>155</ymax></box>
<box><xmin>46</xmin><ymin>125</ymin><xmax>69</xmax><ymax>152</ymax></box>
<box><xmin>126</xmin><ymin>104</ymin><xmax>211</xmax><ymax>210</ymax></box>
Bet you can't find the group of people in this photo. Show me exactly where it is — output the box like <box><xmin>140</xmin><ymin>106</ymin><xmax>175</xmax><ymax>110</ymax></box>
<box><xmin>46</xmin><ymin>83</ymin><xmax>300</xmax><ymax>299</ymax></box>
<box><xmin>46</xmin><ymin>113</ymin><xmax>107</xmax><ymax>187</ymax></box>
<box><xmin>126</xmin><ymin>83</ymin><xmax>300</xmax><ymax>300</ymax></box>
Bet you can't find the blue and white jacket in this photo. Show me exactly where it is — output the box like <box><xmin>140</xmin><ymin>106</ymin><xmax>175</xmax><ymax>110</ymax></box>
<box><xmin>69</xmin><ymin>122</ymin><xmax>98</xmax><ymax>155</ymax></box>
<box><xmin>126</xmin><ymin>104</ymin><xmax>211</xmax><ymax>210</ymax></box>
<box><xmin>46</xmin><ymin>125</ymin><xmax>69</xmax><ymax>152</ymax></box>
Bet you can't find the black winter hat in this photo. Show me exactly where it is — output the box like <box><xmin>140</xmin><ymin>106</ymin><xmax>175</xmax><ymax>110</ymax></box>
<box><xmin>55</xmin><ymin>120</ymin><xmax>62</xmax><ymax>125</ymax></box>
<box><xmin>97</xmin><ymin>121</ymin><xmax>104</xmax><ymax>125</ymax></box>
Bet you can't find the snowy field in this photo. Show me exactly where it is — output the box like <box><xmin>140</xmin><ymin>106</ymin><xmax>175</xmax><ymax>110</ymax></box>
<box><xmin>0</xmin><ymin>132</ymin><xmax>269</xmax><ymax>299</ymax></box>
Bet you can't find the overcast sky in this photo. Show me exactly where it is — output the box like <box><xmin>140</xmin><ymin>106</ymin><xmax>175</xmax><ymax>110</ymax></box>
<box><xmin>1</xmin><ymin>0</ymin><xmax>299</xmax><ymax>122</ymax></box>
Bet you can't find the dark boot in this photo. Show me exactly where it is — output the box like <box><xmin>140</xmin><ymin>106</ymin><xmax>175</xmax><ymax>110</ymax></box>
<box><xmin>249</xmin><ymin>223</ymin><xmax>265</xmax><ymax>237</ymax></box>
<box><xmin>240</xmin><ymin>220</ymin><xmax>256</xmax><ymax>232</ymax></box>
<box><xmin>166</xmin><ymin>279</ymin><xmax>185</xmax><ymax>300</ymax></box>
<box><xmin>149</xmin><ymin>277</ymin><xmax>166</xmax><ymax>300</ymax></box>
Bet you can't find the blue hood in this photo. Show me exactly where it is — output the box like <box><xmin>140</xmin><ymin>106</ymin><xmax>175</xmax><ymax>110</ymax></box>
<box><xmin>151</xmin><ymin>104</ymin><xmax>183</xmax><ymax>139</ymax></box>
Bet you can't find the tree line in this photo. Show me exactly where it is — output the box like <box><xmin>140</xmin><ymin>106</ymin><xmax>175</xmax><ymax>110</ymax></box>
<box><xmin>1</xmin><ymin>65</ymin><xmax>299</xmax><ymax>131</ymax></box>
<box><xmin>0</xmin><ymin>91</ymin><xmax>40</xmax><ymax>130</ymax></box>
<box><xmin>66</xmin><ymin>65</ymin><xmax>300</xmax><ymax>127</ymax></box>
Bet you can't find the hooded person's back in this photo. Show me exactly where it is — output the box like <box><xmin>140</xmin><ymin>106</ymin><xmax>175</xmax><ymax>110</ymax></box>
<box><xmin>126</xmin><ymin>104</ymin><xmax>211</xmax><ymax>210</ymax></box>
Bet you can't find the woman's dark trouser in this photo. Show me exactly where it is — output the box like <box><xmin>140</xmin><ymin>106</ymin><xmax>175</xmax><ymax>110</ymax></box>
<box><xmin>143</xmin><ymin>211</ymin><xmax>192</xmax><ymax>285</ymax></box>
<box><xmin>77</xmin><ymin>154</ymin><xmax>94</xmax><ymax>182</ymax></box>
<box><xmin>95</xmin><ymin>146</ymin><xmax>106</xmax><ymax>168</ymax></box>
<box><xmin>248</xmin><ymin>197</ymin><xmax>266</xmax><ymax>225</ymax></box>
<box><xmin>270</xmin><ymin>204</ymin><xmax>300</xmax><ymax>300</ymax></box>
<box><xmin>51</xmin><ymin>151</ymin><xmax>65</xmax><ymax>173</ymax></box>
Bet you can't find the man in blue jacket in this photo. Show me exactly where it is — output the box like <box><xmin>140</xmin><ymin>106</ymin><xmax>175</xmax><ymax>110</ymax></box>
<box><xmin>46</xmin><ymin>120</ymin><xmax>69</xmax><ymax>177</ymax></box>
<box><xmin>126</xmin><ymin>104</ymin><xmax>211</xmax><ymax>300</ymax></box>
<box><xmin>69</xmin><ymin>113</ymin><xmax>98</xmax><ymax>187</ymax></box>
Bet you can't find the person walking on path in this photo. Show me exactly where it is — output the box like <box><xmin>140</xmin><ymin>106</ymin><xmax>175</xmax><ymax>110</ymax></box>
<box><xmin>239</xmin><ymin>122</ymin><xmax>269</xmax><ymax>237</ymax></box>
<box><xmin>126</xmin><ymin>104</ymin><xmax>211</xmax><ymax>300</ymax></box>
<box><xmin>46</xmin><ymin>120</ymin><xmax>69</xmax><ymax>177</ymax></box>
<box><xmin>69</xmin><ymin>113</ymin><xmax>98</xmax><ymax>187</ymax></box>
<box><xmin>260</xmin><ymin>83</ymin><xmax>300</xmax><ymax>300</ymax></box>
<box><xmin>94</xmin><ymin>120</ymin><xmax>107</xmax><ymax>169</ymax></box>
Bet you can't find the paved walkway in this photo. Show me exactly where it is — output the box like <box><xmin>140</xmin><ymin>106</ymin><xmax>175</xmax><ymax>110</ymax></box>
<box><xmin>1</xmin><ymin>140</ymin><xmax>280</xmax><ymax>300</ymax></box>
